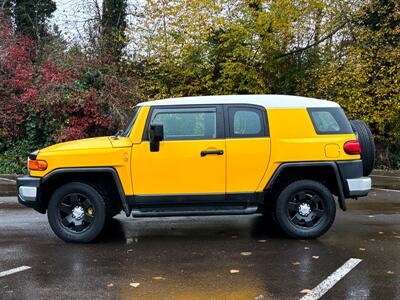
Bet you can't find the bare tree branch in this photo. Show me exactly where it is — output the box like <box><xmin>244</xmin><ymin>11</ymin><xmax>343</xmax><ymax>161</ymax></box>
<box><xmin>275</xmin><ymin>22</ymin><xmax>348</xmax><ymax>59</ymax></box>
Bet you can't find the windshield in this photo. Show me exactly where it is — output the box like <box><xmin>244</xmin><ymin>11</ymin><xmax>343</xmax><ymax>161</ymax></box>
<box><xmin>122</xmin><ymin>106</ymin><xmax>141</xmax><ymax>137</ymax></box>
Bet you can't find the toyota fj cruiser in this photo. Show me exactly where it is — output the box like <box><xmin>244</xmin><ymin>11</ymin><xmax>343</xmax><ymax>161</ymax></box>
<box><xmin>17</xmin><ymin>95</ymin><xmax>375</xmax><ymax>242</ymax></box>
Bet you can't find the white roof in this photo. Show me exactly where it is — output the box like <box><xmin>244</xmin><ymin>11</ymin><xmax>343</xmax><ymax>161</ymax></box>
<box><xmin>137</xmin><ymin>95</ymin><xmax>340</xmax><ymax>109</ymax></box>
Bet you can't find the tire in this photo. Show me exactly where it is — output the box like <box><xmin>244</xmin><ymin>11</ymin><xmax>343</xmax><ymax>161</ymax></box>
<box><xmin>350</xmin><ymin>120</ymin><xmax>375</xmax><ymax>176</ymax></box>
<box><xmin>48</xmin><ymin>182</ymin><xmax>107</xmax><ymax>243</ymax></box>
<box><xmin>275</xmin><ymin>180</ymin><xmax>336</xmax><ymax>239</ymax></box>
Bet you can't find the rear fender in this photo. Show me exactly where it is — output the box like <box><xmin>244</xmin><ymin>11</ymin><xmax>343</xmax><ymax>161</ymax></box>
<box><xmin>264</xmin><ymin>162</ymin><xmax>347</xmax><ymax>211</ymax></box>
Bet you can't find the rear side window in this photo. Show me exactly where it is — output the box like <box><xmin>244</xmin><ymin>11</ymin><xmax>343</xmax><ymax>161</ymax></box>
<box><xmin>227</xmin><ymin>106</ymin><xmax>268</xmax><ymax>138</ymax></box>
<box><xmin>308</xmin><ymin>107</ymin><xmax>353</xmax><ymax>134</ymax></box>
<box><xmin>233</xmin><ymin>110</ymin><xmax>261</xmax><ymax>135</ymax></box>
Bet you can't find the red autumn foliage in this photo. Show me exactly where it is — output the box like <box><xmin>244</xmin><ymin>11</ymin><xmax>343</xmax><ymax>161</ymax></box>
<box><xmin>0</xmin><ymin>18</ymin><xmax>36</xmax><ymax>140</ymax></box>
<box><xmin>52</xmin><ymin>88</ymin><xmax>115</xmax><ymax>142</ymax></box>
<box><xmin>0</xmin><ymin>15</ymin><xmax>139</xmax><ymax>146</ymax></box>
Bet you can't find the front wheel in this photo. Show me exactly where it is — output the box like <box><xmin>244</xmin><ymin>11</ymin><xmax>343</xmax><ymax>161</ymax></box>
<box><xmin>48</xmin><ymin>182</ymin><xmax>107</xmax><ymax>243</ymax></box>
<box><xmin>275</xmin><ymin>180</ymin><xmax>336</xmax><ymax>239</ymax></box>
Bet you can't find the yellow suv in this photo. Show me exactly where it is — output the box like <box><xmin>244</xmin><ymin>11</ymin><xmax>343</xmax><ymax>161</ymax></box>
<box><xmin>17</xmin><ymin>95</ymin><xmax>374</xmax><ymax>242</ymax></box>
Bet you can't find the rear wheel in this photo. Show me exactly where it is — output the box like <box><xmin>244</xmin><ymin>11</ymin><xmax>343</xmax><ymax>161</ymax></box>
<box><xmin>48</xmin><ymin>182</ymin><xmax>106</xmax><ymax>243</ymax></box>
<box><xmin>275</xmin><ymin>180</ymin><xmax>336</xmax><ymax>239</ymax></box>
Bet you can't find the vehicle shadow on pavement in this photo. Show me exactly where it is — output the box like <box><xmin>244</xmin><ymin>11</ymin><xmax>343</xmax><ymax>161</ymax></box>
<box><xmin>95</xmin><ymin>214</ymin><xmax>288</xmax><ymax>244</ymax></box>
<box><xmin>250</xmin><ymin>215</ymin><xmax>286</xmax><ymax>240</ymax></box>
<box><xmin>96</xmin><ymin>218</ymin><xmax>127</xmax><ymax>243</ymax></box>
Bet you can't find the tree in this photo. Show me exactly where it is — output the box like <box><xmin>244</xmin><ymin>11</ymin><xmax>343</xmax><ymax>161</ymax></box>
<box><xmin>101</xmin><ymin>0</ymin><xmax>128</xmax><ymax>61</ymax></box>
<box><xmin>0</xmin><ymin>0</ymin><xmax>12</xmax><ymax>17</ymax></box>
<box><xmin>13</xmin><ymin>0</ymin><xmax>56</xmax><ymax>44</ymax></box>
<box><xmin>308</xmin><ymin>0</ymin><xmax>400</xmax><ymax>165</ymax></box>
<box><xmin>136</xmin><ymin>0</ymin><xmax>348</xmax><ymax>98</ymax></box>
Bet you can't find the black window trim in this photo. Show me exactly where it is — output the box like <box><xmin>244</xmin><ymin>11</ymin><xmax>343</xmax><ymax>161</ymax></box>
<box><xmin>307</xmin><ymin>107</ymin><xmax>353</xmax><ymax>135</ymax></box>
<box><xmin>142</xmin><ymin>104</ymin><xmax>225</xmax><ymax>141</ymax></box>
<box><xmin>224</xmin><ymin>104</ymin><xmax>269</xmax><ymax>139</ymax></box>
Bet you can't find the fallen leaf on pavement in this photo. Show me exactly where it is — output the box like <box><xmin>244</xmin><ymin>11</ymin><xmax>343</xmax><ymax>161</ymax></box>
<box><xmin>292</xmin><ymin>262</ymin><xmax>300</xmax><ymax>266</ymax></box>
<box><xmin>359</xmin><ymin>248</ymin><xmax>366</xmax><ymax>251</ymax></box>
<box><xmin>304</xmin><ymin>247</ymin><xmax>310</xmax><ymax>250</ymax></box>
<box><xmin>152</xmin><ymin>276</ymin><xmax>166</xmax><ymax>280</ymax></box>
<box><xmin>387</xmin><ymin>271</ymin><xmax>395</xmax><ymax>275</ymax></box>
<box><xmin>241</xmin><ymin>252</ymin><xmax>252</xmax><ymax>256</ymax></box>
<box><xmin>312</xmin><ymin>256</ymin><xmax>319</xmax><ymax>259</ymax></box>
<box><xmin>369</xmin><ymin>239</ymin><xmax>376</xmax><ymax>242</ymax></box>
<box><xmin>257</xmin><ymin>239</ymin><xmax>267</xmax><ymax>243</ymax></box>
<box><xmin>107</xmin><ymin>283</ymin><xmax>114</xmax><ymax>287</ymax></box>
<box><xmin>368</xmin><ymin>215</ymin><xmax>375</xmax><ymax>218</ymax></box>
<box><xmin>130</xmin><ymin>282</ymin><xmax>140</xmax><ymax>288</ymax></box>
<box><xmin>378</xmin><ymin>232</ymin><xmax>384</xmax><ymax>235</ymax></box>
<box><xmin>300</xmin><ymin>289</ymin><xmax>311</xmax><ymax>294</ymax></box>
<box><xmin>255</xmin><ymin>295</ymin><xmax>265</xmax><ymax>299</ymax></box>
<box><xmin>230</xmin><ymin>269</ymin><xmax>240</xmax><ymax>274</ymax></box>
<box><xmin>394</xmin><ymin>236</ymin><xmax>400</xmax><ymax>239</ymax></box>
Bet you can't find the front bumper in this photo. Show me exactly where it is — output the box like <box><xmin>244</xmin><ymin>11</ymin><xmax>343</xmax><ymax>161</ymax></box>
<box><xmin>17</xmin><ymin>176</ymin><xmax>45</xmax><ymax>213</ymax></box>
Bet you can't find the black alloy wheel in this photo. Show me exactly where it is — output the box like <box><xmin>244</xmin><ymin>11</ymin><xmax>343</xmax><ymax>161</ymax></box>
<box><xmin>286</xmin><ymin>190</ymin><xmax>325</xmax><ymax>229</ymax></box>
<box><xmin>275</xmin><ymin>180</ymin><xmax>336</xmax><ymax>239</ymax></box>
<box><xmin>58</xmin><ymin>193</ymin><xmax>95</xmax><ymax>233</ymax></box>
<box><xmin>48</xmin><ymin>182</ymin><xmax>107</xmax><ymax>243</ymax></box>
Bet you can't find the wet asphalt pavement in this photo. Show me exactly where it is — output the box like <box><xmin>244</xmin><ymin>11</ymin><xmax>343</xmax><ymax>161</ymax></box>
<box><xmin>1</xmin><ymin>173</ymin><xmax>400</xmax><ymax>299</ymax></box>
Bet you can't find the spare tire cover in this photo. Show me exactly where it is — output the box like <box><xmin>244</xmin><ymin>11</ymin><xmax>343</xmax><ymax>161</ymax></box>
<box><xmin>350</xmin><ymin>120</ymin><xmax>375</xmax><ymax>176</ymax></box>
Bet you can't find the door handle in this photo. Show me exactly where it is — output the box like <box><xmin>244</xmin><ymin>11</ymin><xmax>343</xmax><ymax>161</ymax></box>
<box><xmin>200</xmin><ymin>150</ymin><xmax>224</xmax><ymax>157</ymax></box>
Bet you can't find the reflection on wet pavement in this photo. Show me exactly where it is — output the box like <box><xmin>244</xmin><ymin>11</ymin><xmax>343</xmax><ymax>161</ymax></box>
<box><xmin>0</xmin><ymin>175</ymin><xmax>399</xmax><ymax>299</ymax></box>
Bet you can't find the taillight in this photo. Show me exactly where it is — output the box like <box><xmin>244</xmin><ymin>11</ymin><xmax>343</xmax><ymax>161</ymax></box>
<box><xmin>344</xmin><ymin>140</ymin><xmax>361</xmax><ymax>155</ymax></box>
<box><xmin>28</xmin><ymin>159</ymin><xmax>48</xmax><ymax>171</ymax></box>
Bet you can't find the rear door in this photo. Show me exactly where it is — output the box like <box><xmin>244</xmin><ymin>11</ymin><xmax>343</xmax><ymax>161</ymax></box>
<box><xmin>224</xmin><ymin>105</ymin><xmax>271</xmax><ymax>193</ymax></box>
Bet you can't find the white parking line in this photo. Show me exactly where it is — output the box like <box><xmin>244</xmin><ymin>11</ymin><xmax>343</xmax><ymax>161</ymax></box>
<box><xmin>0</xmin><ymin>266</ymin><xmax>31</xmax><ymax>278</ymax></box>
<box><xmin>0</xmin><ymin>178</ymin><xmax>16</xmax><ymax>183</ymax></box>
<box><xmin>300</xmin><ymin>258</ymin><xmax>362</xmax><ymax>300</ymax></box>
<box><xmin>371</xmin><ymin>174</ymin><xmax>400</xmax><ymax>179</ymax></box>
<box><xmin>372</xmin><ymin>188</ymin><xmax>400</xmax><ymax>193</ymax></box>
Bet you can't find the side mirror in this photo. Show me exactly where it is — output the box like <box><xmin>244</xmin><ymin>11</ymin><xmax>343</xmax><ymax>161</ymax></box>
<box><xmin>149</xmin><ymin>124</ymin><xmax>164</xmax><ymax>152</ymax></box>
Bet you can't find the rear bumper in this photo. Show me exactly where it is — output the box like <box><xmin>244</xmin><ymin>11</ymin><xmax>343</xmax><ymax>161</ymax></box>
<box><xmin>16</xmin><ymin>176</ymin><xmax>45</xmax><ymax>213</ymax></box>
<box><xmin>346</xmin><ymin>177</ymin><xmax>371</xmax><ymax>197</ymax></box>
<box><xmin>336</xmin><ymin>160</ymin><xmax>371</xmax><ymax>198</ymax></box>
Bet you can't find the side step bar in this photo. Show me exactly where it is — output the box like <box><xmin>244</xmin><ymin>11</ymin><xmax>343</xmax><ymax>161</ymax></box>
<box><xmin>131</xmin><ymin>206</ymin><xmax>258</xmax><ymax>217</ymax></box>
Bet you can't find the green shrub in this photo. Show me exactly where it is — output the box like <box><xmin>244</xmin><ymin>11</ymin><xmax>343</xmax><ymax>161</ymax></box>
<box><xmin>389</xmin><ymin>147</ymin><xmax>400</xmax><ymax>170</ymax></box>
<box><xmin>0</xmin><ymin>140</ymin><xmax>38</xmax><ymax>174</ymax></box>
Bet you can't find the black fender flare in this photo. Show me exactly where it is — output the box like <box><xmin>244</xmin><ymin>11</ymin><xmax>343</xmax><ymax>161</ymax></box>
<box><xmin>42</xmin><ymin>167</ymin><xmax>131</xmax><ymax>216</ymax></box>
<box><xmin>264</xmin><ymin>162</ymin><xmax>347</xmax><ymax>211</ymax></box>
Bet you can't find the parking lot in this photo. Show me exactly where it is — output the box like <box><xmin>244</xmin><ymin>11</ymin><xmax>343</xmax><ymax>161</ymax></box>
<box><xmin>1</xmin><ymin>173</ymin><xmax>400</xmax><ymax>299</ymax></box>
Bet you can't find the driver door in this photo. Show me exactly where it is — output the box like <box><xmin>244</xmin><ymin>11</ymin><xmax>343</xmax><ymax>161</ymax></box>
<box><xmin>131</xmin><ymin>105</ymin><xmax>226</xmax><ymax>198</ymax></box>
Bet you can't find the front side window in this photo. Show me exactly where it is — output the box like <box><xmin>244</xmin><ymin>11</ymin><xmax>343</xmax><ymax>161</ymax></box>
<box><xmin>150</xmin><ymin>108</ymin><xmax>217</xmax><ymax>140</ymax></box>
<box><xmin>308</xmin><ymin>107</ymin><xmax>353</xmax><ymax>134</ymax></box>
<box><xmin>228</xmin><ymin>107</ymin><xmax>267</xmax><ymax>138</ymax></box>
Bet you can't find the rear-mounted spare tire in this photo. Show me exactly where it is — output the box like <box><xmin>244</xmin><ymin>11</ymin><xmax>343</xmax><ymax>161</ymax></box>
<box><xmin>350</xmin><ymin>120</ymin><xmax>375</xmax><ymax>176</ymax></box>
